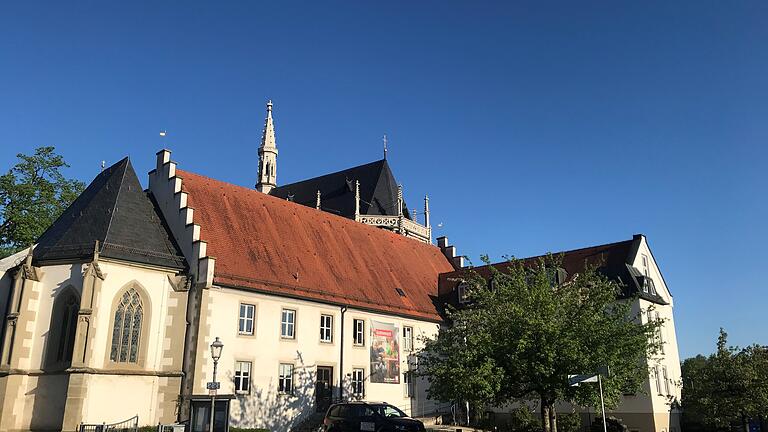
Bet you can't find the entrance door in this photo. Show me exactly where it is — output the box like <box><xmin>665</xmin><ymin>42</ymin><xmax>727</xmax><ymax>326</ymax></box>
<box><xmin>316</xmin><ymin>366</ymin><xmax>334</xmax><ymax>412</ymax></box>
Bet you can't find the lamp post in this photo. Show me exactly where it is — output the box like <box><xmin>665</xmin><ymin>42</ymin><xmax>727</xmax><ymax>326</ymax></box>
<box><xmin>568</xmin><ymin>366</ymin><xmax>609</xmax><ymax>432</ymax></box>
<box><xmin>209</xmin><ymin>337</ymin><xmax>223</xmax><ymax>432</ymax></box>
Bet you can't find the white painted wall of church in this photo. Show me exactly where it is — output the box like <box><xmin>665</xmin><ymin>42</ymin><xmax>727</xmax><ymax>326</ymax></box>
<box><xmin>197</xmin><ymin>286</ymin><xmax>441</xmax><ymax>430</ymax></box>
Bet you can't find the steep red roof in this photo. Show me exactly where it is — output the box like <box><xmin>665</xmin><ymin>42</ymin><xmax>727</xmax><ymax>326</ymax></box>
<box><xmin>178</xmin><ymin>169</ymin><xmax>454</xmax><ymax>321</ymax></box>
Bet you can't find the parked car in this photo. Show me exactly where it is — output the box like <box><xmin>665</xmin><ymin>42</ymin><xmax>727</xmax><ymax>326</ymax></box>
<box><xmin>321</xmin><ymin>401</ymin><xmax>426</xmax><ymax>432</ymax></box>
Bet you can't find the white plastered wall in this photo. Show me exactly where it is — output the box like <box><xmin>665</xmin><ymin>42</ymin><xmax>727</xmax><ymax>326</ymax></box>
<box><xmin>78</xmin><ymin>259</ymin><xmax>181</xmax><ymax>425</ymax></box>
<box><xmin>197</xmin><ymin>286</ymin><xmax>441</xmax><ymax>431</ymax></box>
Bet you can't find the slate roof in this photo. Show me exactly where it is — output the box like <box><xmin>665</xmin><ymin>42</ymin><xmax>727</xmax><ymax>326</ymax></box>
<box><xmin>177</xmin><ymin>169</ymin><xmax>453</xmax><ymax>321</ymax></box>
<box><xmin>269</xmin><ymin>159</ymin><xmax>411</xmax><ymax>219</ymax></box>
<box><xmin>439</xmin><ymin>235</ymin><xmax>668</xmax><ymax>305</ymax></box>
<box><xmin>33</xmin><ymin>158</ymin><xmax>186</xmax><ymax>269</ymax></box>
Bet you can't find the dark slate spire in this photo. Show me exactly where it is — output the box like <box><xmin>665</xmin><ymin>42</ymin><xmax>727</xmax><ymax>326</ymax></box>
<box><xmin>33</xmin><ymin>158</ymin><xmax>186</xmax><ymax>269</ymax></box>
<box><xmin>269</xmin><ymin>159</ymin><xmax>410</xmax><ymax>219</ymax></box>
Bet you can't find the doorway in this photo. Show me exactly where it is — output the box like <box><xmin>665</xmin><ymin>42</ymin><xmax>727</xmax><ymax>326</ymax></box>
<box><xmin>316</xmin><ymin>366</ymin><xmax>334</xmax><ymax>412</ymax></box>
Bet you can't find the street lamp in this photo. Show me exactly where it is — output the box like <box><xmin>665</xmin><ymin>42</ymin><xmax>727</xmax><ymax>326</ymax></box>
<box><xmin>209</xmin><ymin>337</ymin><xmax>223</xmax><ymax>432</ymax></box>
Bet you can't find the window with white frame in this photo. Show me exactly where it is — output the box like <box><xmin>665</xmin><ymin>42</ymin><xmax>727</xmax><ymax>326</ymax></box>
<box><xmin>320</xmin><ymin>314</ymin><xmax>333</xmax><ymax>343</ymax></box>
<box><xmin>353</xmin><ymin>319</ymin><xmax>365</xmax><ymax>346</ymax></box>
<box><xmin>404</xmin><ymin>371</ymin><xmax>414</xmax><ymax>398</ymax></box>
<box><xmin>403</xmin><ymin>326</ymin><xmax>414</xmax><ymax>352</ymax></box>
<box><xmin>662</xmin><ymin>365</ymin><xmax>670</xmax><ymax>395</ymax></box>
<box><xmin>278</xmin><ymin>363</ymin><xmax>294</xmax><ymax>393</ymax></box>
<box><xmin>457</xmin><ymin>282</ymin><xmax>469</xmax><ymax>304</ymax></box>
<box><xmin>655</xmin><ymin>365</ymin><xmax>663</xmax><ymax>394</ymax></box>
<box><xmin>656</xmin><ymin>311</ymin><xmax>665</xmax><ymax>354</ymax></box>
<box><xmin>281</xmin><ymin>309</ymin><xmax>296</xmax><ymax>339</ymax></box>
<box><xmin>351</xmin><ymin>368</ymin><xmax>365</xmax><ymax>397</ymax></box>
<box><xmin>642</xmin><ymin>254</ymin><xmax>650</xmax><ymax>276</ymax></box>
<box><xmin>239</xmin><ymin>304</ymin><xmax>255</xmax><ymax>335</ymax></box>
<box><xmin>234</xmin><ymin>361</ymin><xmax>251</xmax><ymax>393</ymax></box>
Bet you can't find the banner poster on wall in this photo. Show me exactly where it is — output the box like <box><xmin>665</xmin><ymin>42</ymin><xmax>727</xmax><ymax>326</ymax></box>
<box><xmin>369</xmin><ymin>320</ymin><xmax>400</xmax><ymax>384</ymax></box>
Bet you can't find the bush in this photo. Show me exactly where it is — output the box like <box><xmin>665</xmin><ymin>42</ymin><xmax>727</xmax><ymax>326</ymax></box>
<box><xmin>557</xmin><ymin>413</ymin><xmax>581</xmax><ymax>432</ymax></box>
<box><xmin>590</xmin><ymin>417</ymin><xmax>628</xmax><ymax>432</ymax></box>
<box><xmin>230</xmin><ymin>428</ymin><xmax>270</xmax><ymax>432</ymax></box>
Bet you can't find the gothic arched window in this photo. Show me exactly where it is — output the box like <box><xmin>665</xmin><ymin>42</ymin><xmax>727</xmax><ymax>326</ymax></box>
<box><xmin>47</xmin><ymin>287</ymin><xmax>79</xmax><ymax>367</ymax></box>
<box><xmin>110</xmin><ymin>287</ymin><xmax>143</xmax><ymax>363</ymax></box>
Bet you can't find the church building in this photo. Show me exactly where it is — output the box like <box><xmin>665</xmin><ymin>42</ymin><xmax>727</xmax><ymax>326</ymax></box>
<box><xmin>0</xmin><ymin>102</ymin><xmax>681</xmax><ymax>432</ymax></box>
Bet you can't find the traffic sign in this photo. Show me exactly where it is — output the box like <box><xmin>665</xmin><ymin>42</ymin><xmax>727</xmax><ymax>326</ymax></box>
<box><xmin>206</xmin><ymin>381</ymin><xmax>220</xmax><ymax>390</ymax></box>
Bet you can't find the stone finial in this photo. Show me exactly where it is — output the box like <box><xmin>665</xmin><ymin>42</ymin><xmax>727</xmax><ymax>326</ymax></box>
<box><xmin>93</xmin><ymin>240</ymin><xmax>100</xmax><ymax>262</ymax></box>
<box><xmin>316</xmin><ymin>190</ymin><xmax>321</xmax><ymax>210</ymax></box>
<box><xmin>397</xmin><ymin>185</ymin><xmax>403</xmax><ymax>217</ymax></box>
<box><xmin>424</xmin><ymin>194</ymin><xmax>430</xmax><ymax>229</ymax></box>
<box><xmin>383</xmin><ymin>133</ymin><xmax>388</xmax><ymax>160</ymax></box>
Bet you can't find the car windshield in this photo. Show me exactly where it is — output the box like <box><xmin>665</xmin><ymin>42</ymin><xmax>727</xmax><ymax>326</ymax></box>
<box><xmin>369</xmin><ymin>404</ymin><xmax>407</xmax><ymax>418</ymax></box>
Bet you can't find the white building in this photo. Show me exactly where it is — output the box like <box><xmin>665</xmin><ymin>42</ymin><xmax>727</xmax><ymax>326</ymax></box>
<box><xmin>438</xmin><ymin>235</ymin><xmax>682</xmax><ymax>432</ymax></box>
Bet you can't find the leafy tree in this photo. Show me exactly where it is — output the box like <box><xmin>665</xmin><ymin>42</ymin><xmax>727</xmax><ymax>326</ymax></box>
<box><xmin>418</xmin><ymin>255</ymin><xmax>662</xmax><ymax>432</ymax></box>
<box><xmin>681</xmin><ymin>329</ymin><xmax>768</xmax><ymax>432</ymax></box>
<box><xmin>0</xmin><ymin>147</ymin><xmax>85</xmax><ymax>257</ymax></box>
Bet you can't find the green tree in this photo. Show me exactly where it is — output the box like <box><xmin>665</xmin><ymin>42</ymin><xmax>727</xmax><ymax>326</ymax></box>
<box><xmin>0</xmin><ymin>146</ymin><xmax>85</xmax><ymax>257</ymax></box>
<box><xmin>681</xmin><ymin>329</ymin><xmax>768</xmax><ymax>432</ymax></box>
<box><xmin>418</xmin><ymin>256</ymin><xmax>662</xmax><ymax>432</ymax></box>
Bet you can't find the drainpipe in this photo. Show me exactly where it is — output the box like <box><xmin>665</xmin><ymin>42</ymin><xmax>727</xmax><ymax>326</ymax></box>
<box><xmin>339</xmin><ymin>305</ymin><xmax>348</xmax><ymax>400</ymax></box>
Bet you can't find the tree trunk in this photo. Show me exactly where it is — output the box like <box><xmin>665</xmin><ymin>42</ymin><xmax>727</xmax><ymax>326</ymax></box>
<box><xmin>542</xmin><ymin>399</ymin><xmax>551</xmax><ymax>432</ymax></box>
<box><xmin>549</xmin><ymin>402</ymin><xmax>558</xmax><ymax>432</ymax></box>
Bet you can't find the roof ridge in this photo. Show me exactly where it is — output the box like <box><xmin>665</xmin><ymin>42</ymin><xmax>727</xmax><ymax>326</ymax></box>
<box><xmin>101</xmin><ymin>158</ymin><xmax>130</xmax><ymax>251</ymax></box>
<box><xmin>463</xmin><ymin>237</ymin><xmax>636</xmax><ymax>271</ymax></box>
<box><xmin>273</xmin><ymin>159</ymin><xmax>386</xmax><ymax>190</ymax></box>
<box><xmin>177</xmin><ymin>168</ymin><xmax>438</xmax><ymax>249</ymax></box>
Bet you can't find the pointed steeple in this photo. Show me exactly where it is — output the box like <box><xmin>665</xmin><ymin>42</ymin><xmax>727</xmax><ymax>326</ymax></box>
<box><xmin>256</xmin><ymin>100</ymin><xmax>278</xmax><ymax>193</ymax></box>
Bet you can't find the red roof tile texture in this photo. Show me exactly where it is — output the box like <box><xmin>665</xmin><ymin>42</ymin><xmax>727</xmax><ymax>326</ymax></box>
<box><xmin>178</xmin><ymin>169</ymin><xmax>454</xmax><ymax>321</ymax></box>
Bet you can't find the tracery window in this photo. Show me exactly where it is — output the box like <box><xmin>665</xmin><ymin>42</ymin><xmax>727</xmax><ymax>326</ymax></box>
<box><xmin>56</xmin><ymin>292</ymin><xmax>79</xmax><ymax>363</ymax></box>
<box><xmin>110</xmin><ymin>287</ymin><xmax>144</xmax><ymax>363</ymax></box>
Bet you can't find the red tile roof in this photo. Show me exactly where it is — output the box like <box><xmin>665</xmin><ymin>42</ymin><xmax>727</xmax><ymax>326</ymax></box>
<box><xmin>178</xmin><ymin>170</ymin><xmax>454</xmax><ymax>321</ymax></box>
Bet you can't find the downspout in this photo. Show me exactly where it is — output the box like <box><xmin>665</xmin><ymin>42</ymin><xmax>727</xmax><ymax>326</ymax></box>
<box><xmin>339</xmin><ymin>305</ymin><xmax>347</xmax><ymax>400</ymax></box>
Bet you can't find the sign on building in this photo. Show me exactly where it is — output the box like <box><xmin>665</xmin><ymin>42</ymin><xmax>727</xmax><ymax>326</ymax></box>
<box><xmin>370</xmin><ymin>320</ymin><xmax>400</xmax><ymax>383</ymax></box>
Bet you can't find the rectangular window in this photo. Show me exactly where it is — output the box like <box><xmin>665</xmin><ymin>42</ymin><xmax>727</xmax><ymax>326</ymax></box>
<box><xmin>662</xmin><ymin>366</ymin><xmax>670</xmax><ymax>395</ymax></box>
<box><xmin>457</xmin><ymin>283</ymin><xmax>469</xmax><ymax>304</ymax></box>
<box><xmin>403</xmin><ymin>326</ymin><xmax>414</xmax><ymax>352</ymax></box>
<box><xmin>320</xmin><ymin>314</ymin><xmax>333</xmax><ymax>343</ymax></box>
<box><xmin>281</xmin><ymin>309</ymin><xmax>296</xmax><ymax>339</ymax></box>
<box><xmin>655</xmin><ymin>365</ymin><xmax>663</xmax><ymax>395</ymax></box>
<box><xmin>278</xmin><ymin>363</ymin><xmax>294</xmax><ymax>394</ymax></box>
<box><xmin>234</xmin><ymin>361</ymin><xmax>251</xmax><ymax>393</ymax></box>
<box><xmin>642</xmin><ymin>254</ymin><xmax>650</xmax><ymax>276</ymax></box>
<box><xmin>353</xmin><ymin>319</ymin><xmax>365</xmax><ymax>346</ymax></box>
<box><xmin>239</xmin><ymin>304</ymin><xmax>255</xmax><ymax>335</ymax></box>
<box><xmin>656</xmin><ymin>312</ymin><xmax>665</xmax><ymax>355</ymax></box>
<box><xmin>404</xmin><ymin>371</ymin><xmax>414</xmax><ymax>398</ymax></box>
<box><xmin>351</xmin><ymin>368</ymin><xmax>365</xmax><ymax>397</ymax></box>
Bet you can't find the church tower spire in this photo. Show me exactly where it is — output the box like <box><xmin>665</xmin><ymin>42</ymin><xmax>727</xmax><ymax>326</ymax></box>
<box><xmin>256</xmin><ymin>100</ymin><xmax>278</xmax><ymax>193</ymax></box>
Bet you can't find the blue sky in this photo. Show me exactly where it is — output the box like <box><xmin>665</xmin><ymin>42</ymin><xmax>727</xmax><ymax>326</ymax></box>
<box><xmin>1</xmin><ymin>1</ymin><xmax>765</xmax><ymax>358</ymax></box>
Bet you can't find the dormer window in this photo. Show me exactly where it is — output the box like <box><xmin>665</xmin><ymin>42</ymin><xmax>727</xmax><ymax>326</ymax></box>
<box><xmin>457</xmin><ymin>282</ymin><xmax>469</xmax><ymax>304</ymax></box>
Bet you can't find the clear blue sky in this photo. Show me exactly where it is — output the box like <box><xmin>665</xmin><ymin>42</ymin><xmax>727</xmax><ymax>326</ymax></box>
<box><xmin>1</xmin><ymin>1</ymin><xmax>765</xmax><ymax>359</ymax></box>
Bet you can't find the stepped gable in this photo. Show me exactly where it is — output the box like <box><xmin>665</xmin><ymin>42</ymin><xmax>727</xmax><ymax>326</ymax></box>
<box><xmin>439</xmin><ymin>236</ymin><xmax>667</xmax><ymax>304</ymax></box>
<box><xmin>177</xmin><ymin>168</ymin><xmax>452</xmax><ymax>321</ymax></box>
<box><xmin>33</xmin><ymin>158</ymin><xmax>186</xmax><ymax>269</ymax></box>
<box><xmin>269</xmin><ymin>159</ymin><xmax>411</xmax><ymax>219</ymax></box>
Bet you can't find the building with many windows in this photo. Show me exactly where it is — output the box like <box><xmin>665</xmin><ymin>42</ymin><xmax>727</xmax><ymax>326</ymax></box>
<box><xmin>0</xmin><ymin>102</ymin><xmax>682</xmax><ymax>432</ymax></box>
<box><xmin>439</xmin><ymin>235</ymin><xmax>682</xmax><ymax>432</ymax></box>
